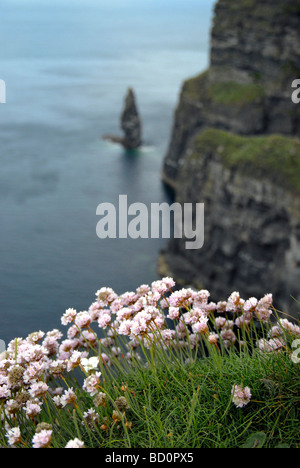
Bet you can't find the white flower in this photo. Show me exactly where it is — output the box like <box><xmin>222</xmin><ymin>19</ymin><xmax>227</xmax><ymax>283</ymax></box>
<box><xmin>65</xmin><ymin>438</ymin><xmax>85</xmax><ymax>448</ymax></box>
<box><xmin>6</xmin><ymin>427</ymin><xmax>21</xmax><ymax>446</ymax></box>
<box><xmin>81</xmin><ymin>356</ymin><xmax>100</xmax><ymax>373</ymax></box>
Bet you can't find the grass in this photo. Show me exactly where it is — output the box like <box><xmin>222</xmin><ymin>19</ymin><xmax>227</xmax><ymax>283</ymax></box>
<box><xmin>3</xmin><ymin>343</ymin><xmax>298</xmax><ymax>449</ymax></box>
<box><xmin>190</xmin><ymin>128</ymin><xmax>300</xmax><ymax>194</ymax></box>
<box><xmin>183</xmin><ymin>71</ymin><xmax>265</xmax><ymax>106</ymax></box>
<box><xmin>86</xmin><ymin>350</ymin><xmax>300</xmax><ymax>448</ymax></box>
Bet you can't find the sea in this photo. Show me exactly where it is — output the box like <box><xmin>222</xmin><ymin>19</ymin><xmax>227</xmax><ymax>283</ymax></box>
<box><xmin>0</xmin><ymin>0</ymin><xmax>214</xmax><ymax>344</ymax></box>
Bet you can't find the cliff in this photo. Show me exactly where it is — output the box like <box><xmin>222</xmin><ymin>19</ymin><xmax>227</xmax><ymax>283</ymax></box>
<box><xmin>160</xmin><ymin>0</ymin><xmax>300</xmax><ymax>314</ymax></box>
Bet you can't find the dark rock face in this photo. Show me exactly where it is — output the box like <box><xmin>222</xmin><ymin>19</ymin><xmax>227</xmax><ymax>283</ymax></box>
<box><xmin>160</xmin><ymin>0</ymin><xmax>300</xmax><ymax>315</ymax></box>
<box><xmin>162</xmin><ymin>0</ymin><xmax>300</xmax><ymax>188</ymax></box>
<box><xmin>121</xmin><ymin>88</ymin><xmax>142</xmax><ymax>149</ymax></box>
<box><xmin>103</xmin><ymin>88</ymin><xmax>142</xmax><ymax>149</ymax></box>
<box><xmin>160</xmin><ymin>129</ymin><xmax>300</xmax><ymax>314</ymax></box>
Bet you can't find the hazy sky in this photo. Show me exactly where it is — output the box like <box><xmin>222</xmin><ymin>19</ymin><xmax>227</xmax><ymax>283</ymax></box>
<box><xmin>2</xmin><ymin>0</ymin><xmax>216</xmax><ymax>7</ymax></box>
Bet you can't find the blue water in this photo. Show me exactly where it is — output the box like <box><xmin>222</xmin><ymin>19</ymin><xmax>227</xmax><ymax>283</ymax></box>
<box><xmin>0</xmin><ymin>0</ymin><xmax>214</xmax><ymax>343</ymax></box>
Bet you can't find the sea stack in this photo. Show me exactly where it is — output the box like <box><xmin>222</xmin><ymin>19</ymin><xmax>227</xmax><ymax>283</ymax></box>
<box><xmin>102</xmin><ymin>88</ymin><xmax>142</xmax><ymax>150</ymax></box>
<box><xmin>121</xmin><ymin>88</ymin><xmax>142</xmax><ymax>149</ymax></box>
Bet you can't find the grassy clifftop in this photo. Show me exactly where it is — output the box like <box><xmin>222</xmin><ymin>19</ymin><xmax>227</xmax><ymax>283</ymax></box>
<box><xmin>183</xmin><ymin>71</ymin><xmax>265</xmax><ymax>106</ymax></box>
<box><xmin>191</xmin><ymin>128</ymin><xmax>300</xmax><ymax>193</ymax></box>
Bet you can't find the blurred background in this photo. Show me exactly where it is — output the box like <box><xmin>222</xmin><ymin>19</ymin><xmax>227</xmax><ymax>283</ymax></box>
<box><xmin>0</xmin><ymin>0</ymin><xmax>215</xmax><ymax>342</ymax></box>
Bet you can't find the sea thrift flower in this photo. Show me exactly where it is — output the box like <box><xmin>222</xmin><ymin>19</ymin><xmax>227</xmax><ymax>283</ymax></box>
<box><xmin>231</xmin><ymin>384</ymin><xmax>252</xmax><ymax>408</ymax></box>
<box><xmin>81</xmin><ymin>356</ymin><xmax>100</xmax><ymax>373</ymax></box>
<box><xmin>5</xmin><ymin>399</ymin><xmax>21</xmax><ymax>415</ymax></box>
<box><xmin>65</xmin><ymin>438</ymin><xmax>85</xmax><ymax>448</ymax></box>
<box><xmin>208</xmin><ymin>333</ymin><xmax>218</xmax><ymax>345</ymax></box>
<box><xmin>279</xmin><ymin>319</ymin><xmax>300</xmax><ymax>337</ymax></box>
<box><xmin>8</xmin><ymin>366</ymin><xmax>25</xmax><ymax>390</ymax></box>
<box><xmin>244</xmin><ymin>297</ymin><xmax>258</xmax><ymax>313</ymax></box>
<box><xmin>169</xmin><ymin>288</ymin><xmax>195</xmax><ymax>308</ymax></box>
<box><xmin>192</xmin><ymin>317</ymin><xmax>209</xmax><ymax>335</ymax></box>
<box><xmin>36</xmin><ymin>423</ymin><xmax>52</xmax><ymax>433</ymax></box>
<box><xmin>32</xmin><ymin>429</ymin><xmax>52</xmax><ymax>448</ymax></box>
<box><xmin>115</xmin><ymin>396</ymin><xmax>130</xmax><ymax>411</ymax></box>
<box><xmin>61</xmin><ymin>308</ymin><xmax>77</xmax><ymax>326</ymax></box>
<box><xmin>0</xmin><ymin>385</ymin><xmax>11</xmax><ymax>399</ymax></box>
<box><xmin>136</xmin><ymin>284</ymin><xmax>151</xmax><ymax>297</ymax></box>
<box><xmin>98</xmin><ymin>312</ymin><xmax>112</xmax><ymax>329</ymax></box>
<box><xmin>83</xmin><ymin>408</ymin><xmax>99</xmax><ymax>427</ymax></box>
<box><xmin>167</xmin><ymin>307</ymin><xmax>180</xmax><ymax>320</ymax></box>
<box><xmin>29</xmin><ymin>381</ymin><xmax>49</xmax><ymax>398</ymax></box>
<box><xmin>96</xmin><ymin>287</ymin><xmax>117</xmax><ymax>306</ymax></box>
<box><xmin>75</xmin><ymin>311</ymin><xmax>92</xmax><ymax>329</ymax></box>
<box><xmin>151</xmin><ymin>277</ymin><xmax>175</xmax><ymax>295</ymax></box>
<box><xmin>93</xmin><ymin>392</ymin><xmax>107</xmax><ymax>407</ymax></box>
<box><xmin>24</xmin><ymin>400</ymin><xmax>42</xmax><ymax>419</ymax></box>
<box><xmin>61</xmin><ymin>388</ymin><xmax>77</xmax><ymax>407</ymax></box>
<box><xmin>216</xmin><ymin>301</ymin><xmax>227</xmax><ymax>313</ymax></box>
<box><xmin>83</xmin><ymin>372</ymin><xmax>102</xmax><ymax>396</ymax></box>
<box><xmin>226</xmin><ymin>292</ymin><xmax>244</xmax><ymax>313</ymax></box>
<box><xmin>220</xmin><ymin>329</ymin><xmax>236</xmax><ymax>348</ymax></box>
<box><xmin>255</xmin><ymin>294</ymin><xmax>273</xmax><ymax>322</ymax></box>
<box><xmin>27</xmin><ymin>331</ymin><xmax>45</xmax><ymax>344</ymax></box>
<box><xmin>52</xmin><ymin>395</ymin><xmax>63</xmax><ymax>409</ymax></box>
<box><xmin>257</xmin><ymin>338</ymin><xmax>285</xmax><ymax>353</ymax></box>
<box><xmin>6</xmin><ymin>427</ymin><xmax>21</xmax><ymax>447</ymax></box>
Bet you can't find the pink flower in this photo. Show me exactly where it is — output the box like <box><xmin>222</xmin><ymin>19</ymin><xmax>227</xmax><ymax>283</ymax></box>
<box><xmin>61</xmin><ymin>388</ymin><xmax>77</xmax><ymax>407</ymax></box>
<box><xmin>167</xmin><ymin>307</ymin><xmax>180</xmax><ymax>320</ymax></box>
<box><xmin>151</xmin><ymin>277</ymin><xmax>175</xmax><ymax>295</ymax></box>
<box><xmin>24</xmin><ymin>400</ymin><xmax>42</xmax><ymax>418</ymax></box>
<box><xmin>226</xmin><ymin>292</ymin><xmax>244</xmax><ymax>313</ymax></box>
<box><xmin>29</xmin><ymin>381</ymin><xmax>49</xmax><ymax>398</ymax></box>
<box><xmin>255</xmin><ymin>294</ymin><xmax>273</xmax><ymax>322</ymax></box>
<box><xmin>32</xmin><ymin>429</ymin><xmax>52</xmax><ymax>448</ymax></box>
<box><xmin>192</xmin><ymin>320</ymin><xmax>209</xmax><ymax>335</ymax></box>
<box><xmin>75</xmin><ymin>311</ymin><xmax>92</xmax><ymax>329</ymax></box>
<box><xmin>231</xmin><ymin>384</ymin><xmax>251</xmax><ymax>408</ymax></box>
<box><xmin>169</xmin><ymin>288</ymin><xmax>196</xmax><ymax>308</ymax></box>
<box><xmin>96</xmin><ymin>287</ymin><xmax>117</xmax><ymax>306</ymax></box>
<box><xmin>61</xmin><ymin>308</ymin><xmax>77</xmax><ymax>326</ymax></box>
<box><xmin>83</xmin><ymin>372</ymin><xmax>101</xmax><ymax>396</ymax></box>
<box><xmin>98</xmin><ymin>312</ymin><xmax>112</xmax><ymax>329</ymax></box>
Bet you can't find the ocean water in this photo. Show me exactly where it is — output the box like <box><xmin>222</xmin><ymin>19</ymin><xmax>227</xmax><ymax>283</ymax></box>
<box><xmin>0</xmin><ymin>0</ymin><xmax>214</xmax><ymax>343</ymax></box>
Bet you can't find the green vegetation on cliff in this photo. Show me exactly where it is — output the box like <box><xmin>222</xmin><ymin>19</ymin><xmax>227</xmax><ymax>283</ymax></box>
<box><xmin>183</xmin><ymin>71</ymin><xmax>264</xmax><ymax>106</ymax></box>
<box><xmin>191</xmin><ymin>129</ymin><xmax>300</xmax><ymax>193</ymax></box>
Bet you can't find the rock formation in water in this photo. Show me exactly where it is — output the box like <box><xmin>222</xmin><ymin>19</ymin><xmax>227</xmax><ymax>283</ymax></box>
<box><xmin>160</xmin><ymin>0</ymin><xmax>300</xmax><ymax>314</ymax></box>
<box><xmin>103</xmin><ymin>88</ymin><xmax>142</xmax><ymax>150</ymax></box>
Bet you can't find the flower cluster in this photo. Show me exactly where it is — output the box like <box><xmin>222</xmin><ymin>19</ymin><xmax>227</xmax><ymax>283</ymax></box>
<box><xmin>0</xmin><ymin>277</ymin><xmax>299</xmax><ymax>447</ymax></box>
<box><xmin>231</xmin><ymin>384</ymin><xmax>252</xmax><ymax>408</ymax></box>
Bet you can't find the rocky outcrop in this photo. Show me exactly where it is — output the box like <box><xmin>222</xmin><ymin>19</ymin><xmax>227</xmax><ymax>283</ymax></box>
<box><xmin>103</xmin><ymin>88</ymin><xmax>142</xmax><ymax>150</ymax></box>
<box><xmin>160</xmin><ymin>0</ymin><xmax>300</xmax><ymax>314</ymax></box>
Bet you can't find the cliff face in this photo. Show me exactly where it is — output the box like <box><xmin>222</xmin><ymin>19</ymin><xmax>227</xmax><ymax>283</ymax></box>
<box><xmin>160</xmin><ymin>0</ymin><xmax>300</xmax><ymax>313</ymax></box>
<box><xmin>162</xmin><ymin>0</ymin><xmax>300</xmax><ymax>188</ymax></box>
